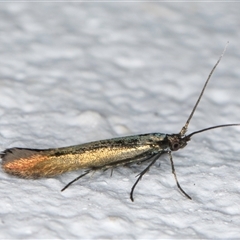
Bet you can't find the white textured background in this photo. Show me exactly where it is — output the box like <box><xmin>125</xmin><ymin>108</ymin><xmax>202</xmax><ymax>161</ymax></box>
<box><xmin>0</xmin><ymin>2</ymin><xmax>240</xmax><ymax>239</ymax></box>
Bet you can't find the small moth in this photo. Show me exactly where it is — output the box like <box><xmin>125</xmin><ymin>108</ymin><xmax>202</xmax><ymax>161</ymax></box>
<box><xmin>1</xmin><ymin>44</ymin><xmax>239</xmax><ymax>201</ymax></box>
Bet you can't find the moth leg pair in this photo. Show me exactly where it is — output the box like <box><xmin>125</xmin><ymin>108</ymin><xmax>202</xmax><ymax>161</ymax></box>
<box><xmin>60</xmin><ymin>153</ymin><xmax>160</xmax><ymax>194</ymax></box>
<box><xmin>168</xmin><ymin>151</ymin><xmax>192</xmax><ymax>200</ymax></box>
<box><xmin>130</xmin><ymin>152</ymin><xmax>163</xmax><ymax>202</ymax></box>
<box><xmin>61</xmin><ymin>151</ymin><xmax>191</xmax><ymax>201</ymax></box>
<box><xmin>61</xmin><ymin>169</ymin><xmax>92</xmax><ymax>192</ymax></box>
<box><xmin>61</xmin><ymin>163</ymin><xmax>122</xmax><ymax>192</ymax></box>
<box><xmin>130</xmin><ymin>151</ymin><xmax>192</xmax><ymax>201</ymax></box>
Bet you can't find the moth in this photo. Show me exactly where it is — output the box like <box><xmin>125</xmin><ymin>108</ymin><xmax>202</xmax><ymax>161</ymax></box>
<box><xmin>1</xmin><ymin>43</ymin><xmax>239</xmax><ymax>201</ymax></box>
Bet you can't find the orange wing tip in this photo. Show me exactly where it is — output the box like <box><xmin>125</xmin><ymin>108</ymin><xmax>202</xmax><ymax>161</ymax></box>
<box><xmin>1</xmin><ymin>148</ymin><xmax>49</xmax><ymax>178</ymax></box>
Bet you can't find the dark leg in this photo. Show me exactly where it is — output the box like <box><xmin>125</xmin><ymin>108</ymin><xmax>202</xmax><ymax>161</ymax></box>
<box><xmin>61</xmin><ymin>169</ymin><xmax>91</xmax><ymax>192</ymax></box>
<box><xmin>168</xmin><ymin>151</ymin><xmax>192</xmax><ymax>200</ymax></box>
<box><xmin>130</xmin><ymin>153</ymin><xmax>162</xmax><ymax>202</ymax></box>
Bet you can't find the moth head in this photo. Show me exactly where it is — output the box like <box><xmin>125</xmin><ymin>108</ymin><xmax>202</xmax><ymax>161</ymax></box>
<box><xmin>167</xmin><ymin>134</ymin><xmax>191</xmax><ymax>151</ymax></box>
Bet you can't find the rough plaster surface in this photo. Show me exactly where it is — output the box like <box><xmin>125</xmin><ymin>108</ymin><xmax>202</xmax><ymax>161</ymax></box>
<box><xmin>0</xmin><ymin>2</ymin><xmax>240</xmax><ymax>239</ymax></box>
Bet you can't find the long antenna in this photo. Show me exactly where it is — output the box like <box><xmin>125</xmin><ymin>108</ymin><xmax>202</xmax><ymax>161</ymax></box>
<box><xmin>179</xmin><ymin>42</ymin><xmax>229</xmax><ymax>137</ymax></box>
<box><xmin>186</xmin><ymin>123</ymin><xmax>240</xmax><ymax>139</ymax></box>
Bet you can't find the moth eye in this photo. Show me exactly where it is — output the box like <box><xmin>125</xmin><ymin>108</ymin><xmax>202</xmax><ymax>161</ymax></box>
<box><xmin>173</xmin><ymin>143</ymin><xmax>180</xmax><ymax>150</ymax></box>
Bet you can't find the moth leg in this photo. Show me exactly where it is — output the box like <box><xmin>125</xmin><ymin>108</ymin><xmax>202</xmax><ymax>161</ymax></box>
<box><xmin>130</xmin><ymin>153</ymin><xmax>163</xmax><ymax>202</ymax></box>
<box><xmin>61</xmin><ymin>169</ymin><xmax>91</xmax><ymax>192</ymax></box>
<box><xmin>168</xmin><ymin>151</ymin><xmax>192</xmax><ymax>200</ymax></box>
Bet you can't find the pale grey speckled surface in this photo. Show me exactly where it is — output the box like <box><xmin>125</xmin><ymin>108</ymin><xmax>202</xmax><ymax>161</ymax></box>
<box><xmin>0</xmin><ymin>2</ymin><xmax>240</xmax><ymax>239</ymax></box>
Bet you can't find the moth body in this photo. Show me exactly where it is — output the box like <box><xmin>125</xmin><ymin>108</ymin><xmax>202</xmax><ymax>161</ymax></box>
<box><xmin>1</xmin><ymin>133</ymin><xmax>170</xmax><ymax>178</ymax></box>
